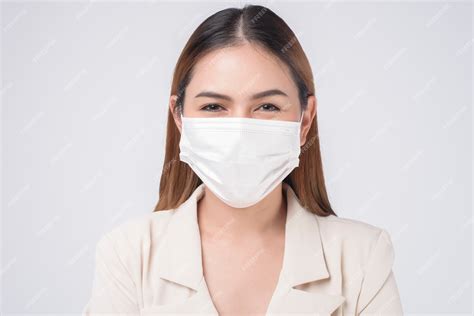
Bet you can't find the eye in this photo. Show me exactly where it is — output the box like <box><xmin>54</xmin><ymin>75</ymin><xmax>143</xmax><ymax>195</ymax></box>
<box><xmin>200</xmin><ymin>103</ymin><xmax>224</xmax><ymax>112</ymax></box>
<box><xmin>257</xmin><ymin>103</ymin><xmax>280</xmax><ymax>112</ymax></box>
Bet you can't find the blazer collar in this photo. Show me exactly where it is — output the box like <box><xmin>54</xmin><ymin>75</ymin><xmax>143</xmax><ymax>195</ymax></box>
<box><xmin>156</xmin><ymin>182</ymin><xmax>331</xmax><ymax>289</ymax></box>
<box><xmin>154</xmin><ymin>182</ymin><xmax>344</xmax><ymax>314</ymax></box>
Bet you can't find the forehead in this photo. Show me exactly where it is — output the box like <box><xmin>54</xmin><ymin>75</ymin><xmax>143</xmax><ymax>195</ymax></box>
<box><xmin>186</xmin><ymin>43</ymin><xmax>299</xmax><ymax>100</ymax></box>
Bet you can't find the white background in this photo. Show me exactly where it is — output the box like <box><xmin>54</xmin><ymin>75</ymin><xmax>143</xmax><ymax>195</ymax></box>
<box><xmin>2</xmin><ymin>0</ymin><xmax>472</xmax><ymax>314</ymax></box>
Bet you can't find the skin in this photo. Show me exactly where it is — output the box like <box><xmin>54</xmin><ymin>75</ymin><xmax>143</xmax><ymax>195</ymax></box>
<box><xmin>169</xmin><ymin>42</ymin><xmax>317</xmax><ymax>315</ymax></box>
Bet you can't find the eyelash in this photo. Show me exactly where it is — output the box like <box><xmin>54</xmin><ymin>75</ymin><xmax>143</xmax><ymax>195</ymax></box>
<box><xmin>200</xmin><ymin>103</ymin><xmax>280</xmax><ymax>112</ymax></box>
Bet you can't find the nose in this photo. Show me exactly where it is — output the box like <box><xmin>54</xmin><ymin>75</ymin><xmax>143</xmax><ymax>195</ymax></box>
<box><xmin>229</xmin><ymin>108</ymin><xmax>254</xmax><ymax>119</ymax></box>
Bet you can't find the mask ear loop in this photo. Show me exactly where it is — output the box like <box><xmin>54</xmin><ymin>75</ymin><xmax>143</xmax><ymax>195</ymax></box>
<box><xmin>178</xmin><ymin>107</ymin><xmax>185</xmax><ymax>123</ymax></box>
<box><xmin>299</xmin><ymin>109</ymin><xmax>305</xmax><ymax>123</ymax></box>
<box><xmin>297</xmin><ymin>108</ymin><xmax>307</xmax><ymax>149</ymax></box>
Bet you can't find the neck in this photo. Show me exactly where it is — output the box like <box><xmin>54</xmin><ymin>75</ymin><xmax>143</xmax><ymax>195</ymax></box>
<box><xmin>197</xmin><ymin>183</ymin><xmax>287</xmax><ymax>243</ymax></box>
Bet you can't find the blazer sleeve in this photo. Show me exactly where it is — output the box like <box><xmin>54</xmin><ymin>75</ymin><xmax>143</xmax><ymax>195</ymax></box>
<box><xmin>356</xmin><ymin>229</ymin><xmax>404</xmax><ymax>315</ymax></box>
<box><xmin>82</xmin><ymin>232</ymin><xmax>140</xmax><ymax>315</ymax></box>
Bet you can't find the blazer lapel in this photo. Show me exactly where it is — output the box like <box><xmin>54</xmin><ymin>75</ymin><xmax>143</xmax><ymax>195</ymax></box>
<box><xmin>140</xmin><ymin>277</ymin><xmax>217</xmax><ymax>314</ymax></box>
<box><xmin>152</xmin><ymin>182</ymin><xmax>345</xmax><ymax>315</ymax></box>
<box><xmin>268</xmin><ymin>287</ymin><xmax>345</xmax><ymax>315</ymax></box>
<box><xmin>152</xmin><ymin>183</ymin><xmax>219</xmax><ymax>314</ymax></box>
<box><xmin>154</xmin><ymin>183</ymin><xmax>206</xmax><ymax>291</ymax></box>
<box><xmin>265</xmin><ymin>182</ymin><xmax>345</xmax><ymax>315</ymax></box>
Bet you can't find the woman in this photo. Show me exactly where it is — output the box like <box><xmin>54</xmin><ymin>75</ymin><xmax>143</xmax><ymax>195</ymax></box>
<box><xmin>83</xmin><ymin>4</ymin><xmax>403</xmax><ymax>316</ymax></box>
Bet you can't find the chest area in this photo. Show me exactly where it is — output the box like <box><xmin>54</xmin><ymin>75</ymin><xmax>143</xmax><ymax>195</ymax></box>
<box><xmin>200</xmin><ymin>235</ymin><xmax>285</xmax><ymax>315</ymax></box>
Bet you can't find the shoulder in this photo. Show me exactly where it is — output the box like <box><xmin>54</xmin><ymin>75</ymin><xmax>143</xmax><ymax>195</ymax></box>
<box><xmin>316</xmin><ymin>214</ymin><xmax>389</xmax><ymax>241</ymax></box>
<box><xmin>315</xmin><ymin>214</ymin><xmax>395</xmax><ymax>270</ymax></box>
<box><xmin>95</xmin><ymin>209</ymin><xmax>175</xmax><ymax>260</ymax></box>
<box><xmin>315</xmin><ymin>215</ymin><xmax>401</xmax><ymax>313</ymax></box>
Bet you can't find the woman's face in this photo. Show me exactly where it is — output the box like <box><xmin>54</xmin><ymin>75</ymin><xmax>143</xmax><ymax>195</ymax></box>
<box><xmin>171</xmin><ymin>43</ymin><xmax>316</xmax><ymax>146</ymax></box>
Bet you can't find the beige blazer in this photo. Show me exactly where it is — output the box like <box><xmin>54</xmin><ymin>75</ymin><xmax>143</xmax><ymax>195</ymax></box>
<box><xmin>83</xmin><ymin>182</ymin><xmax>403</xmax><ymax>315</ymax></box>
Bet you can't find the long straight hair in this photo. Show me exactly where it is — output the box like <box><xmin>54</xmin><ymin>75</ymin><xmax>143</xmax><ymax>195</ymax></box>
<box><xmin>154</xmin><ymin>4</ymin><xmax>336</xmax><ymax>217</ymax></box>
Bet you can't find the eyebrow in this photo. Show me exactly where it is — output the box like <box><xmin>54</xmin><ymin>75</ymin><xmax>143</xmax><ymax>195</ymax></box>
<box><xmin>194</xmin><ymin>89</ymin><xmax>288</xmax><ymax>101</ymax></box>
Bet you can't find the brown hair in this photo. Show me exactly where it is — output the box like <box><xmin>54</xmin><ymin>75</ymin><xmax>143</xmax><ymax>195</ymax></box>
<box><xmin>153</xmin><ymin>4</ymin><xmax>337</xmax><ymax>217</ymax></box>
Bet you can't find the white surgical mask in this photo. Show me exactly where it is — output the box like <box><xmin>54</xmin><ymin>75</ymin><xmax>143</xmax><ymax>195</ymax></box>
<box><xmin>178</xmin><ymin>112</ymin><xmax>304</xmax><ymax>208</ymax></box>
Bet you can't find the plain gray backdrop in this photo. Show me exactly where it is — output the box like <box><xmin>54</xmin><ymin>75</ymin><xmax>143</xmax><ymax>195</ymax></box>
<box><xmin>2</xmin><ymin>0</ymin><xmax>472</xmax><ymax>314</ymax></box>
